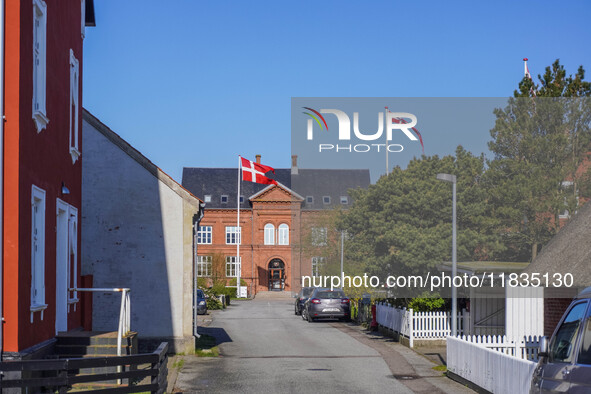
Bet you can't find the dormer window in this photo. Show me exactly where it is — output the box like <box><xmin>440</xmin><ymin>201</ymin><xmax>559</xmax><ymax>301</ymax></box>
<box><xmin>221</xmin><ymin>195</ymin><xmax>229</xmax><ymax>204</ymax></box>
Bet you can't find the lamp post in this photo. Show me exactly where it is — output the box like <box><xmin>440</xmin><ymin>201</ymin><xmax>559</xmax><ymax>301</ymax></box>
<box><xmin>436</xmin><ymin>173</ymin><xmax>457</xmax><ymax>336</ymax></box>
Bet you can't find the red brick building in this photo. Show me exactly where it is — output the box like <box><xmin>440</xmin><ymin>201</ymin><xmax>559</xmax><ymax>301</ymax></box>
<box><xmin>182</xmin><ymin>156</ymin><xmax>370</xmax><ymax>296</ymax></box>
<box><xmin>1</xmin><ymin>0</ymin><xmax>95</xmax><ymax>360</ymax></box>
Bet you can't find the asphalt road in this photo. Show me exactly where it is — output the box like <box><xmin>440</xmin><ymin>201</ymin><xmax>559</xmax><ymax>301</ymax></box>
<box><xmin>174</xmin><ymin>296</ymin><xmax>473</xmax><ymax>393</ymax></box>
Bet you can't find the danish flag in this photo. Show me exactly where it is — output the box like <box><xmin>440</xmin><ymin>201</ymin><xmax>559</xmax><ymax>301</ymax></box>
<box><xmin>240</xmin><ymin>157</ymin><xmax>277</xmax><ymax>185</ymax></box>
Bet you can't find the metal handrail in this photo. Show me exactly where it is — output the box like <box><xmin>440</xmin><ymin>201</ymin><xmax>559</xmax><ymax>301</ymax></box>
<box><xmin>71</xmin><ymin>287</ymin><xmax>131</xmax><ymax>385</ymax></box>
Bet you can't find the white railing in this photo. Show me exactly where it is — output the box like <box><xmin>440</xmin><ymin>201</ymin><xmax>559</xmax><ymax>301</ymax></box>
<box><xmin>447</xmin><ymin>335</ymin><xmax>538</xmax><ymax>394</ymax></box>
<box><xmin>376</xmin><ymin>303</ymin><xmax>469</xmax><ymax>347</ymax></box>
<box><xmin>457</xmin><ymin>334</ymin><xmax>541</xmax><ymax>361</ymax></box>
<box><xmin>71</xmin><ymin>288</ymin><xmax>131</xmax><ymax>384</ymax></box>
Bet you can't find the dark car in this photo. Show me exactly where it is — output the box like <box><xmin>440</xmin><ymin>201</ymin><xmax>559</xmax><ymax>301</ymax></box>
<box><xmin>197</xmin><ymin>289</ymin><xmax>207</xmax><ymax>315</ymax></box>
<box><xmin>302</xmin><ymin>288</ymin><xmax>350</xmax><ymax>322</ymax></box>
<box><xmin>294</xmin><ymin>287</ymin><xmax>314</xmax><ymax>315</ymax></box>
<box><xmin>531</xmin><ymin>287</ymin><xmax>591</xmax><ymax>393</ymax></box>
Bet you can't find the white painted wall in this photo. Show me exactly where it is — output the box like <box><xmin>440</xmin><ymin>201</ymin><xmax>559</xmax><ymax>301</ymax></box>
<box><xmin>81</xmin><ymin>118</ymin><xmax>195</xmax><ymax>343</ymax></box>
<box><xmin>505</xmin><ymin>286</ymin><xmax>544</xmax><ymax>340</ymax></box>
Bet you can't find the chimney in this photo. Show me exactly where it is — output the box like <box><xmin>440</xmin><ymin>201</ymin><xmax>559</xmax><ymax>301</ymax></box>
<box><xmin>291</xmin><ymin>155</ymin><xmax>298</xmax><ymax>175</ymax></box>
<box><xmin>255</xmin><ymin>154</ymin><xmax>261</xmax><ymax>164</ymax></box>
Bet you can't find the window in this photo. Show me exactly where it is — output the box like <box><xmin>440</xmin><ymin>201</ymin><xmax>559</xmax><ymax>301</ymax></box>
<box><xmin>221</xmin><ymin>195</ymin><xmax>228</xmax><ymax>204</ymax></box>
<box><xmin>197</xmin><ymin>256</ymin><xmax>212</xmax><ymax>277</ymax></box>
<box><xmin>264</xmin><ymin>223</ymin><xmax>275</xmax><ymax>245</ymax></box>
<box><xmin>226</xmin><ymin>256</ymin><xmax>241</xmax><ymax>277</ymax></box>
<box><xmin>240</xmin><ymin>195</ymin><xmax>245</xmax><ymax>204</ymax></box>
<box><xmin>311</xmin><ymin>227</ymin><xmax>327</xmax><ymax>246</ymax></box>
<box><xmin>278</xmin><ymin>224</ymin><xmax>289</xmax><ymax>245</ymax></box>
<box><xmin>197</xmin><ymin>226</ymin><xmax>212</xmax><ymax>244</ymax></box>
<box><xmin>340</xmin><ymin>196</ymin><xmax>349</xmax><ymax>205</ymax></box>
<box><xmin>69</xmin><ymin>50</ymin><xmax>80</xmax><ymax>163</ymax></box>
<box><xmin>577</xmin><ymin>308</ymin><xmax>591</xmax><ymax>365</ymax></box>
<box><xmin>550</xmin><ymin>301</ymin><xmax>588</xmax><ymax>363</ymax></box>
<box><xmin>31</xmin><ymin>185</ymin><xmax>47</xmax><ymax>313</ymax></box>
<box><xmin>311</xmin><ymin>257</ymin><xmax>325</xmax><ymax>277</ymax></box>
<box><xmin>323</xmin><ymin>196</ymin><xmax>331</xmax><ymax>204</ymax></box>
<box><xmin>226</xmin><ymin>226</ymin><xmax>241</xmax><ymax>245</ymax></box>
<box><xmin>306</xmin><ymin>196</ymin><xmax>314</xmax><ymax>204</ymax></box>
<box><xmin>32</xmin><ymin>0</ymin><xmax>48</xmax><ymax>132</ymax></box>
<box><xmin>204</xmin><ymin>195</ymin><xmax>212</xmax><ymax>203</ymax></box>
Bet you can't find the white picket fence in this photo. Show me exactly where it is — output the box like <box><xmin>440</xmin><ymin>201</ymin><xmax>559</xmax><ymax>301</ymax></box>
<box><xmin>447</xmin><ymin>335</ymin><xmax>539</xmax><ymax>394</ymax></box>
<box><xmin>375</xmin><ymin>303</ymin><xmax>469</xmax><ymax>347</ymax></box>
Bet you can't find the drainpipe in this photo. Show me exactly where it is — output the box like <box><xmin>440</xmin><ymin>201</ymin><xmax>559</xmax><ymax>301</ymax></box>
<box><xmin>1</xmin><ymin>0</ymin><xmax>5</xmax><ymax>359</ymax></box>
<box><xmin>192</xmin><ymin>203</ymin><xmax>205</xmax><ymax>338</ymax></box>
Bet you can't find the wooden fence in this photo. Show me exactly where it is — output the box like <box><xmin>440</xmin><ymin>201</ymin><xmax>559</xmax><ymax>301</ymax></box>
<box><xmin>0</xmin><ymin>342</ymin><xmax>168</xmax><ymax>393</ymax></box>
<box><xmin>447</xmin><ymin>335</ymin><xmax>537</xmax><ymax>394</ymax></box>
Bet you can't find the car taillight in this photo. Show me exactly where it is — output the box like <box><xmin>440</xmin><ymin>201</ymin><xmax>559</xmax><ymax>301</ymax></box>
<box><xmin>311</xmin><ymin>298</ymin><xmax>321</xmax><ymax>304</ymax></box>
<box><xmin>341</xmin><ymin>298</ymin><xmax>350</xmax><ymax>304</ymax></box>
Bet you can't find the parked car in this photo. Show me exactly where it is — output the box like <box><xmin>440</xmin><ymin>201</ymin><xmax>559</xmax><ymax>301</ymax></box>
<box><xmin>197</xmin><ymin>288</ymin><xmax>208</xmax><ymax>315</ymax></box>
<box><xmin>302</xmin><ymin>288</ymin><xmax>350</xmax><ymax>322</ymax></box>
<box><xmin>294</xmin><ymin>287</ymin><xmax>314</xmax><ymax>315</ymax></box>
<box><xmin>531</xmin><ymin>287</ymin><xmax>591</xmax><ymax>393</ymax></box>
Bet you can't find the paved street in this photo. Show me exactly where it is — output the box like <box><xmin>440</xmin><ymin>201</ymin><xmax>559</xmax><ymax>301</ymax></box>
<box><xmin>173</xmin><ymin>295</ymin><xmax>473</xmax><ymax>393</ymax></box>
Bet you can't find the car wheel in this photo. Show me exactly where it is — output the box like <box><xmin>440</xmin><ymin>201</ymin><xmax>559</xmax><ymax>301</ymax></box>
<box><xmin>302</xmin><ymin>309</ymin><xmax>307</xmax><ymax>320</ymax></box>
<box><xmin>295</xmin><ymin>305</ymin><xmax>299</xmax><ymax>315</ymax></box>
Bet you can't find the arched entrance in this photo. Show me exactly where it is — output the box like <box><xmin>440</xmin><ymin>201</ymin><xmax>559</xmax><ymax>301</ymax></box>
<box><xmin>268</xmin><ymin>259</ymin><xmax>285</xmax><ymax>291</ymax></box>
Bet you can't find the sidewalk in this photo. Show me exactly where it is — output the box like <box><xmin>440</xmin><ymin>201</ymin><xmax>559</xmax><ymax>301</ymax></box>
<box><xmin>333</xmin><ymin>323</ymin><xmax>474</xmax><ymax>394</ymax></box>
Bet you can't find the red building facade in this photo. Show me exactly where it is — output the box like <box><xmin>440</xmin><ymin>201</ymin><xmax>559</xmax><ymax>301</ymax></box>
<box><xmin>2</xmin><ymin>0</ymin><xmax>94</xmax><ymax>358</ymax></box>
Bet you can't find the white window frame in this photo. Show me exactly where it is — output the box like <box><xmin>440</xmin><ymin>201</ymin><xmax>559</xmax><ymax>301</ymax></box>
<box><xmin>311</xmin><ymin>227</ymin><xmax>327</xmax><ymax>246</ymax></box>
<box><xmin>225</xmin><ymin>226</ymin><xmax>241</xmax><ymax>245</ymax></box>
<box><xmin>226</xmin><ymin>256</ymin><xmax>241</xmax><ymax>277</ymax></box>
<box><xmin>277</xmin><ymin>224</ymin><xmax>289</xmax><ymax>245</ymax></box>
<box><xmin>197</xmin><ymin>225</ymin><xmax>212</xmax><ymax>244</ymax></box>
<box><xmin>67</xmin><ymin>206</ymin><xmax>79</xmax><ymax>306</ymax></box>
<box><xmin>197</xmin><ymin>256</ymin><xmax>212</xmax><ymax>277</ymax></box>
<box><xmin>264</xmin><ymin>223</ymin><xmax>275</xmax><ymax>245</ymax></box>
<box><xmin>306</xmin><ymin>196</ymin><xmax>314</xmax><ymax>204</ymax></box>
<box><xmin>204</xmin><ymin>195</ymin><xmax>212</xmax><ymax>203</ymax></box>
<box><xmin>323</xmin><ymin>196</ymin><xmax>331</xmax><ymax>204</ymax></box>
<box><xmin>69</xmin><ymin>49</ymin><xmax>80</xmax><ymax>163</ymax></box>
<box><xmin>340</xmin><ymin>196</ymin><xmax>349</xmax><ymax>204</ymax></box>
<box><xmin>31</xmin><ymin>185</ymin><xmax>47</xmax><ymax>319</ymax></box>
<box><xmin>312</xmin><ymin>257</ymin><xmax>325</xmax><ymax>277</ymax></box>
<box><xmin>32</xmin><ymin>0</ymin><xmax>48</xmax><ymax>132</ymax></box>
<box><xmin>221</xmin><ymin>195</ymin><xmax>229</xmax><ymax>204</ymax></box>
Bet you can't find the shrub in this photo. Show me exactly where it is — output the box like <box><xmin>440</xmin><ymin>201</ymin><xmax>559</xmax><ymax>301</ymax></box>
<box><xmin>407</xmin><ymin>292</ymin><xmax>446</xmax><ymax>312</ymax></box>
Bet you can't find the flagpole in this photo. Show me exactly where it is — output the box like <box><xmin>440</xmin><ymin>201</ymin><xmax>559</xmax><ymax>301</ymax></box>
<box><xmin>385</xmin><ymin>106</ymin><xmax>389</xmax><ymax>175</ymax></box>
<box><xmin>237</xmin><ymin>155</ymin><xmax>241</xmax><ymax>298</ymax></box>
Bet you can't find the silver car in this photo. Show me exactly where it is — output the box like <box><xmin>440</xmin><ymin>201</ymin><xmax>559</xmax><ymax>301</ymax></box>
<box><xmin>531</xmin><ymin>287</ymin><xmax>591</xmax><ymax>393</ymax></box>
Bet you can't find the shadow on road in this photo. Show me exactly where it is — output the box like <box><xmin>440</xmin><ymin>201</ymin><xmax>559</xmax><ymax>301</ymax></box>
<box><xmin>198</xmin><ymin>326</ymin><xmax>233</xmax><ymax>346</ymax></box>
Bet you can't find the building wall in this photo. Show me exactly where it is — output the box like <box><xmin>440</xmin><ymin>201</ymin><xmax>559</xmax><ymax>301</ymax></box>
<box><xmin>3</xmin><ymin>0</ymin><xmax>84</xmax><ymax>353</ymax></box>
<box><xmin>197</xmin><ymin>187</ymin><xmax>300</xmax><ymax>295</ymax></box>
<box><xmin>81</xmin><ymin>119</ymin><xmax>199</xmax><ymax>352</ymax></box>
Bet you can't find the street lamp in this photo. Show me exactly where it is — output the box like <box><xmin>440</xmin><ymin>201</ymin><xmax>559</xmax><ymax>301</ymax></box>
<box><xmin>436</xmin><ymin>173</ymin><xmax>457</xmax><ymax>337</ymax></box>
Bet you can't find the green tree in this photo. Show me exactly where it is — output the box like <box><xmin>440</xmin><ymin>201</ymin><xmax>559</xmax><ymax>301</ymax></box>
<box><xmin>341</xmin><ymin>147</ymin><xmax>502</xmax><ymax>287</ymax></box>
<box><xmin>488</xmin><ymin>60</ymin><xmax>591</xmax><ymax>260</ymax></box>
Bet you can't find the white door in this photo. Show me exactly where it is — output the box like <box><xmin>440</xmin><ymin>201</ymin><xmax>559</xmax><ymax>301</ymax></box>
<box><xmin>56</xmin><ymin>200</ymin><xmax>69</xmax><ymax>333</ymax></box>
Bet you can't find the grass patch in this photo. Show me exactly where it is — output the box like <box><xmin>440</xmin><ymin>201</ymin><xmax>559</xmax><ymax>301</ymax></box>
<box><xmin>172</xmin><ymin>358</ymin><xmax>185</xmax><ymax>369</ymax></box>
<box><xmin>432</xmin><ymin>365</ymin><xmax>447</xmax><ymax>372</ymax></box>
<box><xmin>195</xmin><ymin>334</ymin><xmax>220</xmax><ymax>357</ymax></box>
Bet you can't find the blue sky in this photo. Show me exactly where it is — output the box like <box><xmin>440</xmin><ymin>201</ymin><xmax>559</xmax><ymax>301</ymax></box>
<box><xmin>83</xmin><ymin>0</ymin><xmax>591</xmax><ymax>182</ymax></box>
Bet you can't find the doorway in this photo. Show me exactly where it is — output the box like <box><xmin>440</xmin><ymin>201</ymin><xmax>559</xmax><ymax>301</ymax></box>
<box><xmin>56</xmin><ymin>200</ymin><xmax>69</xmax><ymax>333</ymax></box>
<box><xmin>268</xmin><ymin>259</ymin><xmax>285</xmax><ymax>291</ymax></box>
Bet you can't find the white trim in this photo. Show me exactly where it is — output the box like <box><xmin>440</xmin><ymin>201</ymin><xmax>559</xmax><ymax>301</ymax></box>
<box><xmin>197</xmin><ymin>225</ymin><xmax>212</xmax><ymax>244</ymax></box>
<box><xmin>225</xmin><ymin>226</ymin><xmax>241</xmax><ymax>245</ymax></box>
<box><xmin>32</xmin><ymin>0</ymin><xmax>48</xmax><ymax>132</ymax></box>
<box><xmin>81</xmin><ymin>0</ymin><xmax>86</xmax><ymax>38</ymax></box>
<box><xmin>31</xmin><ymin>185</ymin><xmax>46</xmax><ymax>315</ymax></box>
<box><xmin>69</xmin><ymin>49</ymin><xmax>80</xmax><ymax>163</ymax></box>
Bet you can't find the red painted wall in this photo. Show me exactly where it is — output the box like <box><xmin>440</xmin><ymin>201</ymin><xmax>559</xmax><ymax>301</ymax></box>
<box><xmin>3</xmin><ymin>0</ymin><xmax>84</xmax><ymax>352</ymax></box>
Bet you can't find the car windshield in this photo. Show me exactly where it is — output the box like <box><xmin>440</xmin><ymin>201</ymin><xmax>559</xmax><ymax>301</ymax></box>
<box><xmin>316</xmin><ymin>291</ymin><xmax>345</xmax><ymax>299</ymax></box>
<box><xmin>302</xmin><ymin>288</ymin><xmax>314</xmax><ymax>297</ymax></box>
